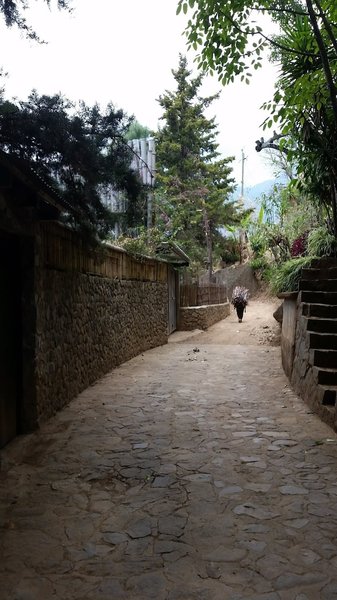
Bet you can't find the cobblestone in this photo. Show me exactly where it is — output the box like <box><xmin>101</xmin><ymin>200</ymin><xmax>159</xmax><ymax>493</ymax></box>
<box><xmin>1</xmin><ymin>305</ymin><xmax>337</xmax><ymax>599</ymax></box>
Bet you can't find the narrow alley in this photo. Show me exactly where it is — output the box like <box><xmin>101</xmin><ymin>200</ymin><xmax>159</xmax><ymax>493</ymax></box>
<box><xmin>1</xmin><ymin>300</ymin><xmax>337</xmax><ymax>600</ymax></box>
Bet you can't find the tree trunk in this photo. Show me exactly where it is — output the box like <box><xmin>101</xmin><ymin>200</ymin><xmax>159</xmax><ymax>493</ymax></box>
<box><xmin>331</xmin><ymin>177</ymin><xmax>337</xmax><ymax>243</ymax></box>
<box><xmin>203</xmin><ymin>207</ymin><xmax>213</xmax><ymax>283</ymax></box>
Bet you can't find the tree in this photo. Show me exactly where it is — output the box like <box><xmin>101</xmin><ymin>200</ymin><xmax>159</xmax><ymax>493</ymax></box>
<box><xmin>177</xmin><ymin>0</ymin><xmax>337</xmax><ymax>238</ymax></box>
<box><xmin>0</xmin><ymin>89</ymin><xmax>145</xmax><ymax>241</ymax></box>
<box><xmin>0</xmin><ymin>0</ymin><xmax>71</xmax><ymax>40</ymax></box>
<box><xmin>177</xmin><ymin>1</ymin><xmax>337</xmax><ymax>110</ymax></box>
<box><xmin>125</xmin><ymin>121</ymin><xmax>151</xmax><ymax>141</ymax></box>
<box><xmin>155</xmin><ymin>55</ymin><xmax>242</xmax><ymax>279</ymax></box>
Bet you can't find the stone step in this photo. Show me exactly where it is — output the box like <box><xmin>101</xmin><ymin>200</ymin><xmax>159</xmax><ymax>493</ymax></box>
<box><xmin>302</xmin><ymin>267</ymin><xmax>337</xmax><ymax>281</ymax></box>
<box><xmin>299</xmin><ymin>279</ymin><xmax>337</xmax><ymax>292</ymax></box>
<box><xmin>301</xmin><ymin>291</ymin><xmax>337</xmax><ymax>305</ymax></box>
<box><xmin>309</xmin><ymin>332</ymin><xmax>337</xmax><ymax>350</ymax></box>
<box><xmin>314</xmin><ymin>367</ymin><xmax>337</xmax><ymax>386</ymax></box>
<box><xmin>306</xmin><ymin>317</ymin><xmax>337</xmax><ymax>334</ymax></box>
<box><xmin>310</xmin><ymin>258</ymin><xmax>337</xmax><ymax>268</ymax></box>
<box><xmin>312</xmin><ymin>349</ymin><xmax>337</xmax><ymax>369</ymax></box>
<box><xmin>320</xmin><ymin>386</ymin><xmax>337</xmax><ymax>406</ymax></box>
<box><xmin>302</xmin><ymin>303</ymin><xmax>337</xmax><ymax>319</ymax></box>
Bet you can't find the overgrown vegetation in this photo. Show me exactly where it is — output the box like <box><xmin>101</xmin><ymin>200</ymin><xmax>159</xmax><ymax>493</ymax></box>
<box><xmin>177</xmin><ymin>0</ymin><xmax>337</xmax><ymax>289</ymax></box>
<box><xmin>248</xmin><ymin>176</ymin><xmax>336</xmax><ymax>292</ymax></box>
<box><xmin>269</xmin><ymin>257</ymin><xmax>313</xmax><ymax>294</ymax></box>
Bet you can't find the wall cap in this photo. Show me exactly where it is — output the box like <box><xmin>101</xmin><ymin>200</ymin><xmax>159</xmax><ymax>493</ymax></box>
<box><xmin>277</xmin><ymin>291</ymin><xmax>299</xmax><ymax>300</ymax></box>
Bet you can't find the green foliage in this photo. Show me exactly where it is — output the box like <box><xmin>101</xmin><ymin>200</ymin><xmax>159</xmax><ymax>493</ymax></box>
<box><xmin>252</xmin><ymin>222</ymin><xmax>291</xmax><ymax>263</ymax></box>
<box><xmin>219</xmin><ymin>236</ymin><xmax>240</xmax><ymax>264</ymax></box>
<box><xmin>155</xmin><ymin>55</ymin><xmax>242</xmax><ymax>273</ymax></box>
<box><xmin>269</xmin><ymin>256</ymin><xmax>313</xmax><ymax>293</ymax></box>
<box><xmin>114</xmin><ymin>227</ymin><xmax>163</xmax><ymax>257</ymax></box>
<box><xmin>250</xmin><ymin>179</ymin><xmax>322</xmax><ymax>256</ymax></box>
<box><xmin>263</xmin><ymin>6</ymin><xmax>337</xmax><ymax>237</ymax></box>
<box><xmin>247</xmin><ymin>176</ymin><xmax>336</xmax><ymax>292</ymax></box>
<box><xmin>250</xmin><ymin>256</ymin><xmax>269</xmax><ymax>271</ymax></box>
<box><xmin>0</xmin><ymin>90</ymin><xmax>144</xmax><ymax>242</ymax></box>
<box><xmin>178</xmin><ymin>0</ymin><xmax>337</xmax><ymax>236</ymax></box>
<box><xmin>249</xmin><ymin>230</ymin><xmax>267</xmax><ymax>255</ymax></box>
<box><xmin>282</xmin><ymin>196</ymin><xmax>319</xmax><ymax>246</ymax></box>
<box><xmin>307</xmin><ymin>226</ymin><xmax>337</xmax><ymax>257</ymax></box>
<box><xmin>125</xmin><ymin>121</ymin><xmax>151</xmax><ymax>141</ymax></box>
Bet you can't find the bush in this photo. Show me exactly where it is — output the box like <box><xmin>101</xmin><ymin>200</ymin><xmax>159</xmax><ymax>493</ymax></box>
<box><xmin>290</xmin><ymin>232</ymin><xmax>308</xmax><ymax>257</ymax></box>
<box><xmin>250</xmin><ymin>256</ymin><xmax>269</xmax><ymax>271</ymax></box>
<box><xmin>249</xmin><ymin>232</ymin><xmax>266</xmax><ymax>255</ymax></box>
<box><xmin>307</xmin><ymin>227</ymin><xmax>337</xmax><ymax>257</ymax></box>
<box><xmin>220</xmin><ymin>237</ymin><xmax>240</xmax><ymax>264</ymax></box>
<box><xmin>269</xmin><ymin>256</ymin><xmax>313</xmax><ymax>294</ymax></box>
<box><xmin>114</xmin><ymin>227</ymin><xmax>162</xmax><ymax>257</ymax></box>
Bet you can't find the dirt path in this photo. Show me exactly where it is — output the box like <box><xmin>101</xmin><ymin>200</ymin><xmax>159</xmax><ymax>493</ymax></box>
<box><xmin>170</xmin><ymin>296</ymin><xmax>282</xmax><ymax>346</ymax></box>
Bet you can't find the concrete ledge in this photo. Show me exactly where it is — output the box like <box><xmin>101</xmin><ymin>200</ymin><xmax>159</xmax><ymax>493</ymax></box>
<box><xmin>178</xmin><ymin>302</ymin><xmax>230</xmax><ymax>331</ymax></box>
<box><xmin>277</xmin><ymin>291</ymin><xmax>299</xmax><ymax>300</ymax></box>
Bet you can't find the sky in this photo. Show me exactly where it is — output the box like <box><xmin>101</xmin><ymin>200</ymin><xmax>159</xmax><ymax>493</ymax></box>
<box><xmin>0</xmin><ymin>0</ymin><xmax>279</xmax><ymax>190</ymax></box>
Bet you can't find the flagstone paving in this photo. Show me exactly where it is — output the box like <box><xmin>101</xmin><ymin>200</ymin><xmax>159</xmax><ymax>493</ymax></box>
<box><xmin>1</xmin><ymin>309</ymin><xmax>337</xmax><ymax>599</ymax></box>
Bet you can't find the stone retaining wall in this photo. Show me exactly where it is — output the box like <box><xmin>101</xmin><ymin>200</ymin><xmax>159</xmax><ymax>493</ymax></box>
<box><xmin>207</xmin><ymin>264</ymin><xmax>260</xmax><ymax>299</ymax></box>
<box><xmin>290</xmin><ymin>312</ymin><xmax>336</xmax><ymax>430</ymax></box>
<box><xmin>280</xmin><ymin>291</ymin><xmax>336</xmax><ymax>430</ymax></box>
<box><xmin>178</xmin><ymin>303</ymin><xmax>230</xmax><ymax>331</ymax></box>
<box><xmin>35</xmin><ymin>269</ymin><xmax>168</xmax><ymax>424</ymax></box>
<box><xmin>278</xmin><ymin>292</ymin><xmax>298</xmax><ymax>378</ymax></box>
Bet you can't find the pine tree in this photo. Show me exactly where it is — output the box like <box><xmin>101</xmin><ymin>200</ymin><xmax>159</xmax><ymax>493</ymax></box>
<box><xmin>155</xmin><ymin>55</ymin><xmax>241</xmax><ymax>278</ymax></box>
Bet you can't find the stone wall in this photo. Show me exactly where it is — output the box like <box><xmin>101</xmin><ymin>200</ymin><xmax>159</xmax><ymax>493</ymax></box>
<box><xmin>35</xmin><ymin>269</ymin><xmax>168</xmax><ymax>424</ymax></box>
<box><xmin>290</xmin><ymin>313</ymin><xmax>336</xmax><ymax>430</ymax></box>
<box><xmin>280</xmin><ymin>290</ymin><xmax>336</xmax><ymax>430</ymax></box>
<box><xmin>279</xmin><ymin>292</ymin><xmax>298</xmax><ymax>378</ymax></box>
<box><xmin>204</xmin><ymin>263</ymin><xmax>259</xmax><ymax>299</ymax></box>
<box><xmin>29</xmin><ymin>222</ymin><xmax>170</xmax><ymax>426</ymax></box>
<box><xmin>178</xmin><ymin>303</ymin><xmax>230</xmax><ymax>331</ymax></box>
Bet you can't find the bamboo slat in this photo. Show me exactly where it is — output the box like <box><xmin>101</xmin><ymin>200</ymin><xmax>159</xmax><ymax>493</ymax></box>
<box><xmin>37</xmin><ymin>222</ymin><xmax>168</xmax><ymax>283</ymax></box>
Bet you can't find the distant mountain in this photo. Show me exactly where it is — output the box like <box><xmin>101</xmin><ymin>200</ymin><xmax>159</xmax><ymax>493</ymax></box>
<box><xmin>245</xmin><ymin>179</ymin><xmax>279</xmax><ymax>202</ymax></box>
<box><xmin>231</xmin><ymin>175</ymin><xmax>288</xmax><ymax>209</ymax></box>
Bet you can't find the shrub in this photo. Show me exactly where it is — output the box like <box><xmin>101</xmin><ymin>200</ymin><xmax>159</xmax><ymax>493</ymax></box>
<box><xmin>249</xmin><ymin>232</ymin><xmax>266</xmax><ymax>255</ymax></box>
<box><xmin>290</xmin><ymin>232</ymin><xmax>308</xmax><ymax>257</ymax></box>
<box><xmin>307</xmin><ymin>227</ymin><xmax>337</xmax><ymax>257</ymax></box>
<box><xmin>269</xmin><ymin>256</ymin><xmax>313</xmax><ymax>294</ymax></box>
<box><xmin>250</xmin><ymin>256</ymin><xmax>269</xmax><ymax>271</ymax></box>
<box><xmin>221</xmin><ymin>237</ymin><xmax>240</xmax><ymax>264</ymax></box>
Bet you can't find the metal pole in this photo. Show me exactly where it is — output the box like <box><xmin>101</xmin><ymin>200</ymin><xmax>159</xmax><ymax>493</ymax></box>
<box><xmin>239</xmin><ymin>150</ymin><xmax>247</xmax><ymax>263</ymax></box>
<box><xmin>241</xmin><ymin>149</ymin><xmax>247</xmax><ymax>198</ymax></box>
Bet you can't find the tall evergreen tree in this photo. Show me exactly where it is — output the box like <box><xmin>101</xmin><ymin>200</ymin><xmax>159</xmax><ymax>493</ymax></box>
<box><xmin>156</xmin><ymin>55</ymin><xmax>241</xmax><ymax>278</ymax></box>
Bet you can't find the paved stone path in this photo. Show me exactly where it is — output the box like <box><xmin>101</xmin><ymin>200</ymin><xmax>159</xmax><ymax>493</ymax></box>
<box><xmin>1</xmin><ymin>305</ymin><xmax>337</xmax><ymax>599</ymax></box>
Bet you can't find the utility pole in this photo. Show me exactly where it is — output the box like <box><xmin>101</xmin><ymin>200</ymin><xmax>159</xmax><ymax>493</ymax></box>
<box><xmin>239</xmin><ymin>149</ymin><xmax>248</xmax><ymax>263</ymax></box>
<box><xmin>240</xmin><ymin>149</ymin><xmax>247</xmax><ymax>200</ymax></box>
